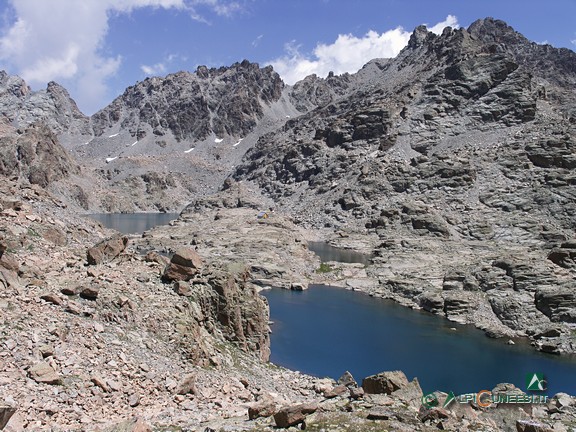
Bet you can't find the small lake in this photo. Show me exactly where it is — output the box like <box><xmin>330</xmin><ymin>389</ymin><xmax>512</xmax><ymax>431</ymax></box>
<box><xmin>263</xmin><ymin>284</ymin><xmax>576</xmax><ymax>396</ymax></box>
<box><xmin>87</xmin><ymin>213</ymin><xmax>180</xmax><ymax>234</ymax></box>
<box><xmin>308</xmin><ymin>241</ymin><xmax>372</xmax><ymax>265</ymax></box>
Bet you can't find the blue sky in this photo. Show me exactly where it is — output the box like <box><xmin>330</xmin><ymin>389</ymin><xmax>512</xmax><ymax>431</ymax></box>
<box><xmin>1</xmin><ymin>0</ymin><xmax>575</xmax><ymax>115</ymax></box>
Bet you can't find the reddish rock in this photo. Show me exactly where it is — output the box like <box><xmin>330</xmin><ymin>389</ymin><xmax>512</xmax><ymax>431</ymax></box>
<box><xmin>324</xmin><ymin>385</ymin><xmax>348</xmax><ymax>399</ymax></box>
<box><xmin>87</xmin><ymin>235</ymin><xmax>128</xmax><ymax>265</ymax></box>
<box><xmin>173</xmin><ymin>281</ymin><xmax>192</xmax><ymax>296</ymax></box>
<box><xmin>171</xmin><ymin>248</ymin><xmax>203</xmax><ymax>269</ymax></box>
<box><xmin>28</xmin><ymin>362</ymin><xmax>62</xmax><ymax>385</ymax></box>
<box><xmin>273</xmin><ymin>403</ymin><xmax>318</xmax><ymax>428</ymax></box>
<box><xmin>79</xmin><ymin>285</ymin><xmax>100</xmax><ymax>300</ymax></box>
<box><xmin>248</xmin><ymin>399</ymin><xmax>277</xmax><ymax>420</ymax></box>
<box><xmin>40</xmin><ymin>293</ymin><xmax>63</xmax><ymax>306</ymax></box>
<box><xmin>162</xmin><ymin>249</ymin><xmax>203</xmax><ymax>282</ymax></box>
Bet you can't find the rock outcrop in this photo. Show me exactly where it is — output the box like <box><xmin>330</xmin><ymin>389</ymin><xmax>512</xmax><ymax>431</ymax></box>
<box><xmin>91</xmin><ymin>60</ymin><xmax>284</xmax><ymax>142</ymax></box>
<box><xmin>0</xmin><ymin>122</ymin><xmax>79</xmax><ymax>187</ymax></box>
<box><xmin>0</xmin><ymin>72</ymin><xmax>89</xmax><ymax>134</ymax></box>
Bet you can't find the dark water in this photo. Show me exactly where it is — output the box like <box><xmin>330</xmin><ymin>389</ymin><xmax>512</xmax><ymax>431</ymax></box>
<box><xmin>263</xmin><ymin>284</ymin><xmax>576</xmax><ymax>396</ymax></box>
<box><xmin>308</xmin><ymin>241</ymin><xmax>371</xmax><ymax>265</ymax></box>
<box><xmin>87</xmin><ymin>213</ymin><xmax>179</xmax><ymax>234</ymax></box>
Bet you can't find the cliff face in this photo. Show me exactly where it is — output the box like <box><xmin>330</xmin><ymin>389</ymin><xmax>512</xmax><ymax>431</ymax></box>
<box><xmin>0</xmin><ymin>122</ymin><xmax>79</xmax><ymax>187</ymax></box>
<box><xmin>90</xmin><ymin>60</ymin><xmax>284</xmax><ymax>142</ymax></box>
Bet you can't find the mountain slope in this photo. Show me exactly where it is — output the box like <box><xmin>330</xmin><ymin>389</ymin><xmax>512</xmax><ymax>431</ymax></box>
<box><xmin>230</xmin><ymin>18</ymin><xmax>576</xmax><ymax>353</ymax></box>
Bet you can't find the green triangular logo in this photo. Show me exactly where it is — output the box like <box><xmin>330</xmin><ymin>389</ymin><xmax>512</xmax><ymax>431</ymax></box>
<box><xmin>443</xmin><ymin>391</ymin><xmax>456</xmax><ymax>408</ymax></box>
<box><xmin>526</xmin><ymin>373</ymin><xmax>546</xmax><ymax>391</ymax></box>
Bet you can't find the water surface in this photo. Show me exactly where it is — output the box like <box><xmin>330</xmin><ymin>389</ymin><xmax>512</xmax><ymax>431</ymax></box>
<box><xmin>87</xmin><ymin>213</ymin><xmax>179</xmax><ymax>234</ymax></box>
<box><xmin>308</xmin><ymin>241</ymin><xmax>371</xmax><ymax>265</ymax></box>
<box><xmin>264</xmin><ymin>284</ymin><xmax>576</xmax><ymax>396</ymax></box>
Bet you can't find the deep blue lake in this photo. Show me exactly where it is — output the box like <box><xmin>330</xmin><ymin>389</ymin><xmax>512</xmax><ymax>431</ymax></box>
<box><xmin>263</xmin><ymin>284</ymin><xmax>576</xmax><ymax>396</ymax></box>
<box><xmin>87</xmin><ymin>213</ymin><xmax>179</xmax><ymax>234</ymax></box>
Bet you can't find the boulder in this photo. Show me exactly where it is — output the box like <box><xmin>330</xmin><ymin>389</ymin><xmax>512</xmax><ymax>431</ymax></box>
<box><xmin>79</xmin><ymin>285</ymin><xmax>100</xmax><ymax>300</ymax></box>
<box><xmin>349</xmin><ymin>387</ymin><xmax>365</xmax><ymax>399</ymax></box>
<box><xmin>273</xmin><ymin>403</ymin><xmax>318</xmax><ymax>428</ymax></box>
<box><xmin>324</xmin><ymin>385</ymin><xmax>348</xmax><ymax>399</ymax></box>
<box><xmin>248</xmin><ymin>399</ymin><xmax>277</xmax><ymax>420</ymax></box>
<box><xmin>394</xmin><ymin>378</ymin><xmax>424</xmax><ymax>409</ymax></box>
<box><xmin>170</xmin><ymin>248</ymin><xmax>203</xmax><ymax>269</ymax></box>
<box><xmin>175</xmin><ymin>374</ymin><xmax>196</xmax><ymax>395</ymax></box>
<box><xmin>338</xmin><ymin>371</ymin><xmax>358</xmax><ymax>388</ymax></box>
<box><xmin>162</xmin><ymin>248</ymin><xmax>203</xmax><ymax>282</ymax></box>
<box><xmin>87</xmin><ymin>235</ymin><xmax>128</xmax><ymax>265</ymax></box>
<box><xmin>40</xmin><ymin>293</ymin><xmax>63</xmax><ymax>306</ymax></box>
<box><xmin>362</xmin><ymin>371</ymin><xmax>409</xmax><ymax>394</ymax></box>
<box><xmin>28</xmin><ymin>361</ymin><xmax>62</xmax><ymax>385</ymax></box>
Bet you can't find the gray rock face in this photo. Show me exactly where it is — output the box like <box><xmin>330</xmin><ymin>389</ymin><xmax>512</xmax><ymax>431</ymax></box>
<box><xmin>91</xmin><ymin>60</ymin><xmax>283</xmax><ymax>142</ymax></box>
<box><xmin>0</xmin><ymin>72</ymin><xmax>89</xmax><ymax>135</ymax></box>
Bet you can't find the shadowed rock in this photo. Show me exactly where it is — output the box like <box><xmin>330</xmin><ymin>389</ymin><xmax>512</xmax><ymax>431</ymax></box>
<box><xmin>362</xmin><ymin>371</ymin><xmax>410</xmax><ymax>394</ymax></box>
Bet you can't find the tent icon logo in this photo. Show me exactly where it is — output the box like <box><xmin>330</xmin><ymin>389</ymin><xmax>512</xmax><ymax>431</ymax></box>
<box><xmin>526</xmin><ymin>373</ymin><xmax>547</xmax><ymax>392</ymax></box>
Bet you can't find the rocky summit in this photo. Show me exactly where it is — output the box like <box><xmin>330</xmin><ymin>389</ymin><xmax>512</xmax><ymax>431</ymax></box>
<box><xmin>1</xmin><ymin>17</ymin><xmax>576</xmax><ymax>431</ymax></box>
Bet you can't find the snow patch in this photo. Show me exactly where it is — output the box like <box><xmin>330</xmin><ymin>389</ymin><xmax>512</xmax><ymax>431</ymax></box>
<box><xmin>233</xmin><ymin>138</ymin><xmax>244</xmax><ymax>147</ymax></box>
<box><xmin>108</xmin><ymin>133</ymin><xmax>119</xmax><ymax>138</ymax></box>
<box><xmin>105</xmin><ymin>157</ymin><xmax>117</xmax><ymax>163</ymax></box>
<box><xmin>184</xmin><ymin>148</ymin><xmax>195</xmax><ymax>153</ymax></box>
<box><xmin>214</xmin><ymin>138</ymin><xmax>223</xmax><ymax>143</ymax></box>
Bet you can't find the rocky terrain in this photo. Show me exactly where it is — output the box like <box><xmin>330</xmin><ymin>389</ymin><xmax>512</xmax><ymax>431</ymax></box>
<box><xmin>0</xmin><ymin>16</ymin><xmax>576</xmax><ymax>431</ymax></box>
<box><xmin>232</xmin><ymin>18</ymin><xmax>576</xmax><ymax>355</ymax></box>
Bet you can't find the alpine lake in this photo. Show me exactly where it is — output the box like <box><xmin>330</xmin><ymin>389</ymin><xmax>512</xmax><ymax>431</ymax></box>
<box><xmin>89</xmin><ymin>213</ymin><xmax>576</xmax><ymax>396</ymax></box>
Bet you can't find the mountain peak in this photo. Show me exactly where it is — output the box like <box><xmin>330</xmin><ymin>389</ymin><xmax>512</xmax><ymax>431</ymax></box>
<box><xmin>467</xmin><ymin>17</ymin><xmax>530</xmax><ymax>46</ymax></box>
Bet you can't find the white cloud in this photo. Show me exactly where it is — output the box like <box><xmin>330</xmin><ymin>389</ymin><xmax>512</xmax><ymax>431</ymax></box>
<box><xmin>0</xmin><ymin>0</ymin><xmax>242</xmax><ymax>114</ymax></box>
<box><xmin>427</xmin><ymin>14</ymin><xmax>459</xmax><ymax>35</ymax></box>
<box><xmin>141</xmin><ymin>53</ymin><xmax>187</xmax><ymax>76</ymax></box>
<box><xmin>252</xmin><ymin>34</ymin><xmax>264</xmax><ymax>48</ymax></box>
<box><xmin>141</xmin><ymin>63</ymin><xmax>167</xmax><ymax>76</ymax></box>
<box><xmin>270</xmin><ymin>15</ymin><xmax>459</xmax><ymax>85</ymax></box>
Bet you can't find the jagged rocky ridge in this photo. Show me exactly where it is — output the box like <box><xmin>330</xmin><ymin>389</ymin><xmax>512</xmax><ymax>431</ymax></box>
<box><xmin>231</xmin><ymin>18</ymin><xmax>576</xmax><ymax>353</ymax></box>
